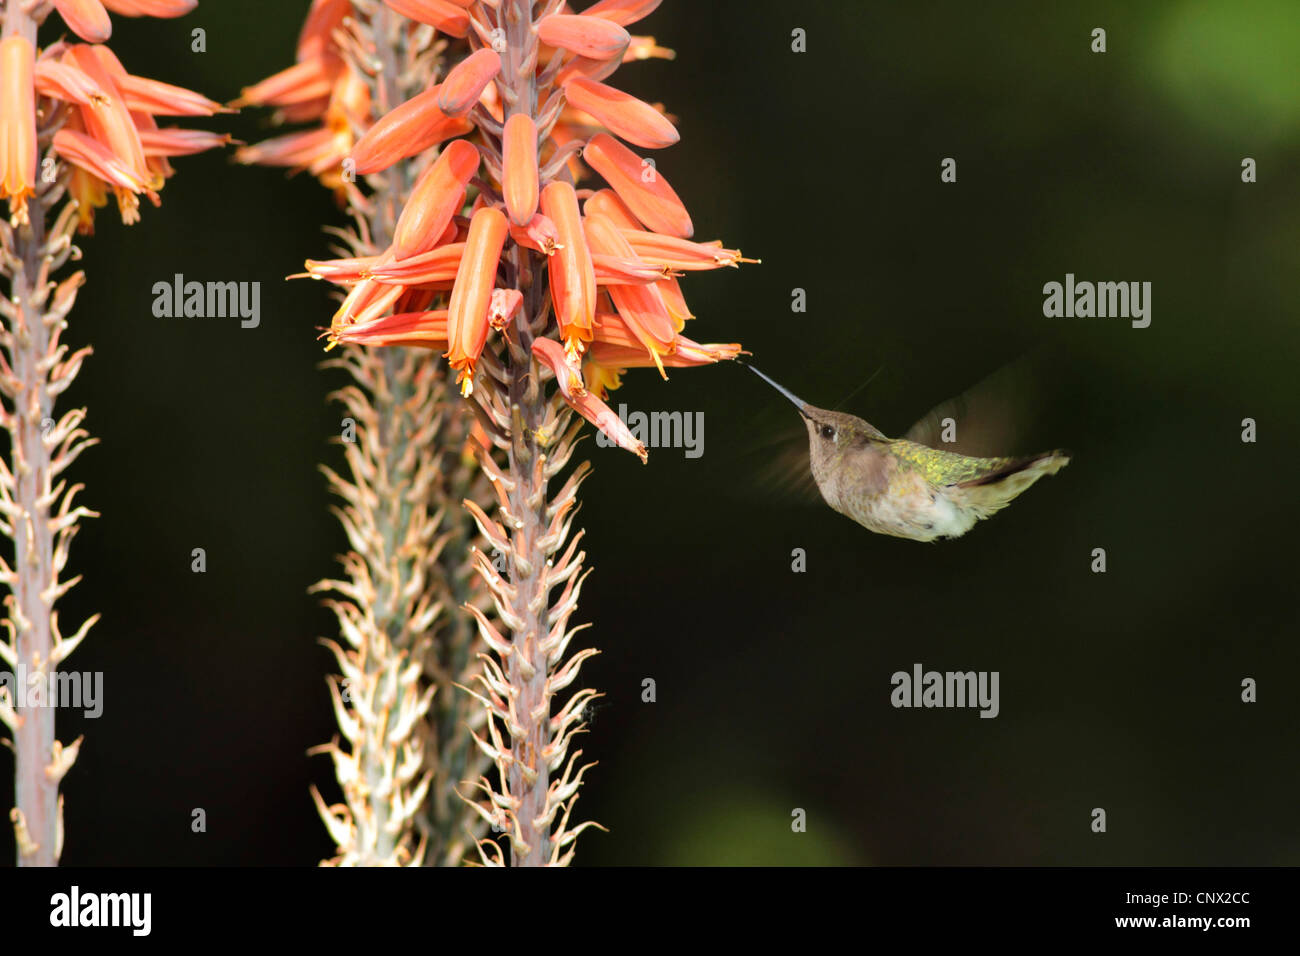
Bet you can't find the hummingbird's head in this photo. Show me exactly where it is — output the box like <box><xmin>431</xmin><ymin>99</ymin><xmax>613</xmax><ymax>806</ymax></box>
<box><xmin>747</xmin><ymin>365</ymin><xmax>887</xmax><ymax>481</ymax></box>
<box><xmin>801</xmin><ymin>405</ymin><xmax>885</xmax><ymax>460</ymax></box>
<box><xmin>799</xmin><ymin>406</ymin><xmax>890</xmax><ymax>499</ymax></box>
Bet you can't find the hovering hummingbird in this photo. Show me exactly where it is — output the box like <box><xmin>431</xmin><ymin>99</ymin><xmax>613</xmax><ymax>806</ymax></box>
<box><xmin>747</xmin><ymin>366</ymin><xmax>1070</xmax><ymax>542</ymax></box>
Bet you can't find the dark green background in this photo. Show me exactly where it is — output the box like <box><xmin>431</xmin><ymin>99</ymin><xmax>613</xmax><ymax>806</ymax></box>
<box><xmin>4</xmin><ymin>0</ymin><xmax>1297</xmax><ymax>865</ymax></box>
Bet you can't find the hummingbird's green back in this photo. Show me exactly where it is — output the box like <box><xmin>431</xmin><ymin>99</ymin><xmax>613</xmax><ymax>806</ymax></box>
<box><xmin>888</xmin><ymin>440</ymin><xmax>1028</xmax><ymax>487</ymax></box>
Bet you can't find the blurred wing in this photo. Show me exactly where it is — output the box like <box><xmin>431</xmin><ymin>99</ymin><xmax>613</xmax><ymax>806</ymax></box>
<box><xmin>757</xmin><ymin>435</ymin><xmax>823</xmax><ymax>507</ymax></box>
<box><xmin>734</xmin><ymin>426</ymin><xmax>823</xmax><ymax>508</ymax></box>
<box><xmin>903</xmin><ymin>352</ymin><xmax>1045</xmax><ymax>455</ymax></box>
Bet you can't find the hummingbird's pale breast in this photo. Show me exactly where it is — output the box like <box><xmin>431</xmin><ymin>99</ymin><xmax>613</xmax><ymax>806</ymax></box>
<box><xmin>817</xmin><ymin>440</ymin><xmax>979</xmax><ymax>541</ymax></box>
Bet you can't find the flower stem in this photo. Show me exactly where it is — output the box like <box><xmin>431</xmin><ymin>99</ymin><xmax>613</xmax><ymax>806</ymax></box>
<box><xmin>0</xmin><ymin>2</ymin><xmax>98</xmax><ymax>865</ymax></box>
<box><xmin>504</xmin><ymin>335</ymin><xmax>551</xmax><ymax>867</ymax></box>
<box><xmin>3</xmin><ymin>195</ymin><xmax>59</xmax><ymax>869</ymax></box>
<box><xmin>460</xmin><ymin>0</ymin><xmax>603</xmax><ymax>866</ymax></box>
<box><xmin>309</xmin><ymin>0</ymin><xmax>490</xmax><ymax>866</ymax></box>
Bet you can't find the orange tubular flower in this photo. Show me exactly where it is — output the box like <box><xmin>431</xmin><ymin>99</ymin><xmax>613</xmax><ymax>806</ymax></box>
<box><xmin>236</xmin><ymin>58</ymin><xmax>338</xmax><ymax>110</ymax></box>
<box><xmin>509</xmin><ymin>212</ymin><xmax>560</xmax><ymax>255</ymax></box>
<box><xmin>531</xmin><ymin>336</ymin><xmax>586</xmax><ymax>403</ymax></box>
<box><xmin>332</xmin><ymin>278</ymin><xmax>406</xmax><ymax>327</ymax></box>
<box><xmin>583</xmin><ymin>187</ymin><xmax>642</xmax><ymax>229</ymax></box>
<box><xmin>591</xmin><ymin>252</ymin><xmax>670</xmax><ymax>285</ymax></box>
<box><xmin>49</xmin><ymin>41</ymin><xmax>222</xmax><ymax>227</ymax></box>
<box><xmin>364</xmin><ymin>243</ymin><xmax>467</xmax><ymax>284</ymax></box>
<box><xmin>488</xmin><ymin>288</ymin><xmax>523</xmax><ymax>330</ymax></box>
<box><xmin>236</xmin><ymin>0</ymin><xmax>348</xmax><ymax>112</ymax></box>
<box><xmin>541</xmin><ymin>180</ymin><xmax>597</xmax><ymax>359</ymax></box>
<box><xmin>437</xmin><ymin>48</ymin><xmax>500</xmax><ymax>115</ymax></box>
<box><xmin>235</xmin><ymin>0</ymin><xmax>363</xmax><ymax>196</ymax></box>
<box><xmin>583</xmin><ymin>213</ymin><xmax>674</xmax><ymax>375</ymax></box>
<box><xmin>532</xmin><ymin>337</ymin><xmax>646</xmax><ymax>463</ymax></box>
<box><xmin>502</xmin><ymin>113</ymin><xmax>539</xmax><ymax>226</ymax></box>
<box><xmin>0</xmin><ymin>36</ymin><xmax>37</xmax><ymax>226</ymax></box>
<box><xmin>445</xmin><ymin>206</ymin><xmax>508</xmax><ymax>394</ymax></box>
<box><xmin>594</xmin><ymin>337</ymin><xmax>739</xmax><ymax>370</ymax></box>
<box><xmin>137</xmin><ymin>128</ymin><xmax>233</xmax><ymax>157</ymax></box>
<box><xmin>537</xmin><ymin>14</ymin><xmax>631</xmax><ymax>60</ymax></box>
<box><xmin>382</xmin><ymin>0</ymin><xmax>471</xmax><ymax>37</ymax></box>
<box><xmin>0</xmin><ymin>1</ymin><xmax>226</xmax><ymax>235</ymax></box>
<box><xmin>53</xmin><ymin>128</ymin><xmax>151</xmax><ymax>193</ymax></box>
<box><xmin>234</xmin><ymin>64</ymin><xmax>370</xmax><ymax>191</ymax></box>
<box><xmin>390</xmin><ymin>139</ymin><xmax>480</xmax><ymax>260</ymax></box>
<box><xmin>655</xmin><ymin>273</ymin><xmax>692</xmax><ymax>326</ymax></box>
<box><xmin>621</xmin><ymin>231</ymin><xmax>755</xmax><ymax>271</ymax></box>
<box><xmin>298</xmin><ymin>0</ymin><xmax>353</xmax><ymax>60</ymax></box>
<box><xmin>66</xmin><ymin>47</ymin><xmax>152</xmax><ymax>180</ymax></box>
<box><xmin>255</xmin><ymin>0</ymin><xmax>754</xmax><ymax>464</ymax></box>
<box><xmin>561</xmin><ymin>77</ymin><xmax>678</xmax><ymax>150</ymax></box>
<box><xmin>34</xmin><ymin>59</ymin><xmax>109</xmax><ymax>106</ymax></box>
<box><xmin>100</xmin><ymin>0</ymin><xmax>197</xmax><ymax>15</ymax></box>
<box><xmin>330</xmin><ymin>309</ymin><xmax>451</xmax><ymax>350</ymax></box>
<box><xmin>584</xmin><ymin>0</ymin><xmax>664</xmax><ymax>24</ymax></box>
<box><xmin>583</xmin><ymin>132</ymin><xmax>693</xmax><ymax>237</ymax></box>
<box><xmin>588</xmin><ymin>309</ymin><xmax>739</xmax><ymax>370</ymax></box>
<box><xmin>116</xmin><ymin>72</ymin><xmax>226</xmax><ymax>115</ymax></box>
<box><xmin>54</xmin><ymin>0</ymin><xmax>114</xmax><ymax>43</ymax></box>
<box><xmin>350</xmin><ymin>85</ymin><xmax>473</xmax><ymax>175</ymax></box>
<box><xmin>300</xmin><ymin>255</ymin><xmax>379</xmax><ymax>283</ymax></box>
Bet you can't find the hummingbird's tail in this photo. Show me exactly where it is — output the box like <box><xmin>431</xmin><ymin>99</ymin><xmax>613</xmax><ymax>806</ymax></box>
<box><xmin>950</xmin><ymin>450</ymin><xmax>1071</xmax><ymax>518</ymax></box>
<box><xmin>746</xmin><ymin>365</ymin><xmax>810</xmax><ymax>413</ymax></box>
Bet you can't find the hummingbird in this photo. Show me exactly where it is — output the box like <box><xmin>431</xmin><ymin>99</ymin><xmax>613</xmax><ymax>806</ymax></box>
<box><xmin>747</xmin><ymin>366</ymin><xmax>1070</xmax><ymax>542</ymax></box>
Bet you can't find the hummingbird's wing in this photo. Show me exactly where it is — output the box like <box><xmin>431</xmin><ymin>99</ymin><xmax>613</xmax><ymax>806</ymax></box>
<box><xmin>902</xmin><ymin>354</ymin><xmax>1042</xmax><ymax>456</ymax></box>
<box><xmin>750</xmin><ymin>430</ymin><xmax>824</xmax><ymax>507</ymax></box>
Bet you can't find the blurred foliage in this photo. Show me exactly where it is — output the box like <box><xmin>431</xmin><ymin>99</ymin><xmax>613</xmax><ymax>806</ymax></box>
<box><xmin>651</xmin><ymin>789</ymin><xmax>862</xmax><ymax>866</ymax></box>
<box><xmin>1155</xmin><ymin>0</ymin><xmax>1300</xmax><ymax>138</ymax></box>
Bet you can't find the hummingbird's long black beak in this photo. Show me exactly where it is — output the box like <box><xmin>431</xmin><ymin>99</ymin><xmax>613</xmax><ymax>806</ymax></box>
<box><xmin>747</xmin><ymin>365</ymin><xmax>811</xmax><ymax>418</ymax></box>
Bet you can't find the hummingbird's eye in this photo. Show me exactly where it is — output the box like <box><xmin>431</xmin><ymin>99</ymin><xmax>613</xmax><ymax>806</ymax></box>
<box><xmin>819</xmin><ymin>425</ymin><xmax>836</xmax><ymax>441</ymax></box>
